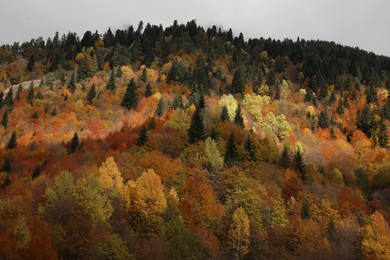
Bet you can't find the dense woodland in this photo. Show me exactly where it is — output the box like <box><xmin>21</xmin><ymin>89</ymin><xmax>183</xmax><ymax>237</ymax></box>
<box><xmin>0</xmin><ymin>20</ymin><xmax>389</xmax><ymax>259</ymax></box>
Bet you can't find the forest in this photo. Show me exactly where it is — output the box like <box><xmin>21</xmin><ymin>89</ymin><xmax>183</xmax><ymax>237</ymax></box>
<box><xmin>0</xmin><ymin>20</ymin><xmax>389</xmax><ymax>259</ymax></box>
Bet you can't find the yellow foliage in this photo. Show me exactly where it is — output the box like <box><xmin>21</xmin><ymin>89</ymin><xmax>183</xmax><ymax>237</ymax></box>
<box><xmin>98</xmin><ymin>156</ymin><xmax>124</xmax><ymax>195</ymax></box>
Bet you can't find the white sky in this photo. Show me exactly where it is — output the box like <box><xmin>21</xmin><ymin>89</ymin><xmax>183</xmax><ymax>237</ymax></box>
<box><xmin>0</xmin><ymin>0</ymin><xmax>389</xmax><ymax>56</ymax></box>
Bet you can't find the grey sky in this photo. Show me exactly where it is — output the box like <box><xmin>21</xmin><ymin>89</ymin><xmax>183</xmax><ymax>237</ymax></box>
<box><xmin>1</xmin><ymin>0</ymin><xmax>389</xmax><ymax>57</ymax></box>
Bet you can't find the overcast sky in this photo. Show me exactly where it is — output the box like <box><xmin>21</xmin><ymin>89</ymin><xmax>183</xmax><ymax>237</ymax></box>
<box><xmin>1</xmin><ymin>0</ymin><xmax>389</xmax><ymax>56</ymax></box>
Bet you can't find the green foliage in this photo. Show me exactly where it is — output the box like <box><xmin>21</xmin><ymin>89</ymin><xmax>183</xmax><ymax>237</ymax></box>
<box><xmin>4</xmin><ymin>88</ymin><xmax>14</xmax><ymax>107</ymax></box>
<box><xmin>294</xmin><ymin>146</ymin><xmax>306</xmax><ymax>180</ymax></box>
<box><xmin>6</xmin><ymin>131</ymin><xmax>17</xmax><ymax>150</ymax></box>
<box><xmin>318</xmin><ymin>109</ymin><xmax>329</xmax><ymax>129</ymax></box>
<box><xmin>145</xmin><ymin>83</ymin><xmax>152</xmax><ymax>97</ymax></box>
<box><xmin>219</xmin><ymin>94</ymin><xmax>238</xmax><ymax>122</ymax></box>
<box><xmin>121</xmin><ymin>78</ymin><xmax>138</xmax><ymax>110</ymax></box>
<box><xmin>1</xmin><ymin>109</ymin><xmax>8</xmax><ymax>128</ymax></box>
<box><xmin>231</xmin><ymin>67</ymin><xmax>245</xmax><ymax>94</ymax></box>
<box><xmin>136</xmin><ymin>126</ymin><xmax>148</xmax><ymax>146</ymax></box>
<box><xmin>225</xmin><ymin>132</ymin><xmax>239</xmax><ymax>163</ymax></box>
<box><xmin>263</xmin><ymin>112</ymin><xmax>291</xmax><ymax>141</ymax></box>
<box><xmin>301</xmin><ymin>199</ymin><xmax>311</xmax><ymax>220</ymax></box>
<box><xmin>220</xmin><ymin>106</ymin><xmax>229</xmax><ymax>122</ymax></box>
<box><xmin>378</xmin><ymin>120</ymin><xmax>388</xmax><ymax>148</ymax></box>
<box><xmin>234</xmin><ymin>105</ymin><xmax>244</xmax><ymax>128</ymax></box>
<box><xmin>188</xmin><ymin>104</ymin><xmax>205</xmax><ymax>143</ymax></box>
<box><xmin>244</xmin><ymin>135</ymin><xmax>257</xmax><ymax>161</ymax></box>
<box><xmin>67</xmin><ymin>73</ymin><xmax>76</xmax><ymax>93</ymax></box>
<box><xmin>164</xmin><ymin>109</ymin><xmax>191</xmax><ymax>131</ymax></box>
<box><xmin>14</xmin><ymin>216</ymin><xmax>31</xmax><ymax>250</ymax></box>
<box><xmin>26</xmin><ymin>84</ymin><xmax>34</xmax><ymax>105</ymax></box>
<box><xmin>69</xmin><ymin>132</ymin><xmax>79</xmax><ymax>154</ymax></box>
<box><xmin>155</xmin><ymin>97</ymin><xmax>164</xmax><ymax>117</ymax></box>
<box><xmin>96</xmin><ymin>234</ymin><xmax>133</xmax><ymax>260</ymax></box>
<box><xmin>172</xmin><ymin>94</ymin><xmax>184</xmax><ymax>110</ymax></box>
<box><xmin>87</xmin><ymin>84</ymin><xmax>97</xmax><ymax>104</ymax></box>
<box><xmin>107</xmin><ymin>70</ymin><xmax>116</xmax><ymax>92</ymax></box>
<box><xmin>32</xmin><ymin>164</ymin><xmax>41</xmax><ymax>180</ymax></box>
<box><xmin>140</xmin><ymin>67</ymin><xmax>148</xmax><ymax>82</ymax></box>
<box><xmin>204</xmin><ymin>137</ymin><xmax>224</xmax><ymax>171</ymax></box>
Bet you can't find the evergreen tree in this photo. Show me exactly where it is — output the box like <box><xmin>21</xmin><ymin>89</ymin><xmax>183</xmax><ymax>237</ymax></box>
<box><xmin>35</xmin><ymin>90</ymin><xmax>43</xmax><ymax>100</ymax></box>
<box><xmin>155</xmin><ymin>98</ymin><xmax>164</xmax><ymax>117</ymax></box>
<box><xmin>294</xmin><ymin>147</ymin><xmax>306</xmax><ymax>180</ymax></box>
<box><xmin>301</xmin><ymin>199</ymin><xmax>311</xmax><ymax>219</ymax></box>
<box><xmin>69</xmin><ymin>132</ymin><xmax>79</xmax><ymax>154</ymax></box>
<box><xmin>31</xmin><ymin>112</ymin><xmax>39</xmax><ymax>119</ymax></box>
<box><xmin>0</xmin><ymin>91</ymin><xmax>3</xmax><ymax>108</ymax></box>
<box><xmin>51</xmin><ymin>107</ymin><xmax>57</xmax><ymax>116</ymax></box>
<box><xmin>140</xmin><ymin>67</ymin><xmax>148</xmax><ymax>82</ymax></box>
<box><xmin>32</xmin><ymin>165</ymin><xmax>41</xmax><ymax>180</ymax></box>
<box><xmin>68</xmin><ymin>73</ymin><xmax>76</xmax><ymax>93</ymax></box>
<box><xmin>26</xmin><ymin>84</ymin><xmax>34</xmax><ymax>105</ymax></box>
<box><xmin>144</xmin><ymin>83</ymin><xmax>152</xmax><ymax>97</ymax></box>
<box><xmin>280</xmin><ymin>145</ymin><xmax>290</xmax><ymax>169</ymax></box>
<box><xmin>244</xmin><ymin>135</ymin><xmax>256</xmax><ymax>161</ymax></box>
<box><xmin>327</xmin><ymin>218</ymin><xmax>337</xmax><ymax>241</ymax></box>
<box><xmin>27</xmin><ymin>54</ymin><xmax>35</xmax><ymax>71</ymax></box>
<box><xmin>329</xmin><ymin>90</ymin><xmax>336</xmax><ymax>105</ymax></box>
<box><xmin>225</xmin><ymin>132</ymin><xmax>238</xmax><ymax>163</ymax></box>
<box><xmin>87</xmin><ymin>84</ymin><xmax>97</xmax><ymax>104</ymax></box>
<box><xmin>121</xmin><ymin>78</ymin><xmax>138</xmax><ymax>110</ymax></box>
<box><xmin>188</xmin><ymin>103</ymin><xmax>205</xmax><ymax>143</ymax></box>
<box><xmin>6</xmin><ymin>131</ymin><xmax>17</xmax><ymax>150</ymax></box>
<box><xmin>357</xmin><ymin>105</ymin><xmax>373</xmax><ymax>137</ymax></box>
<box><xmin>330</xmin><ymin>126</ymin><xmax>337</xmax><ymax>140</ymax></box>
<box><xmin>172</xmin><ymin>94</ymin><xmax>184</xmax><ymax>109</ymax></box>
<box><xmin>1</xmin><ymin>110</ymin><xmax>8</xmax><ymax>129</ymax></box>
<box><xmin>231</xmin><ymin>67</ymin><xmax>245</xmax><ymax>94</ymax></box>
<box><xmin>136</xmin><ymin>126</ymin><xmax>148</xmax><ymax>146</ymax></box>
<box><xmin>1</xmin><ymin>158</ymin><xmax>11</xmax><ymax>173</ymax></box>
<box><xmin>336</xmin><ymin>100</ymin><xmax>344</xmax><ymax>115</ymax></box>
<box><xmin>234</xmin><ymin>105</ymin><xmax>244</xmax><ymax>128</ymax></box>
<box><xmin>378</xmin><ymin>120</ymin><xmax>389</xmax><ymax>148</ymax></box>
<box><xmin>275</xmin><ymin>84</ymin><xmax>281</xmax><ymax>100</ymax></box>
<box><xmin>116</xmin><ymin>66</ymin><xmax>123</xmax><ymax>78</ymax></box>
<box><xmin>4</xmin><ymin>88</ymin><xmax>14</xmax><ymax>107</ymax></box>
<box><xmin>107</xmin><ymin>70</ymin><xmax>116</xmax><ymax>92</ymax></box>
<box><xmin>267</xmin><ymin>69</ymin><xmax>276</xmax><ymax>86</ymax></box>
<box><xmin>220</xmin><ymin>106</ymin><xmax>229</xmax><ymax>122</ymax></box>
<box><xmin>318</xmin><ymin>110</ymin><xmax>329</xmax><ymax>129</ymax></box>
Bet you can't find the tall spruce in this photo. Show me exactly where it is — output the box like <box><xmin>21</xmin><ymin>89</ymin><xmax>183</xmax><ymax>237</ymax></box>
<box><xmin>378</xmin><ymin>120</ymin><xmax>389</xmax><ymax>148</ymax></box>
<box><xmin>221</xmin><ymin>106</ymin><xmax>229</xmax><ymax>122</ymax></box>
<box><xmin>32</xmin><ymin>165</ymin><xmax>41</xmax><ymax>180</ymax></box>
<box><xmin>68</xmin><ymin>73</ymin><xmax>76</xmax><ymax>93</ymax></box>
<box><xmin>244</xmin><ymin>135</ymin><xmax>256</xmax><ymax>161</ymax></box>
<box><xmin>280</xmin><ymin>145</ymin><xmax>290</xmax><ymax>169</ymax></box>
<box><xmin>6</xmin><ymin>131</ymin><xmax>17</xmax><ymax>150</ymax></box>
<box><xmin>69</xmin><ymin>132</ymin><xmax>79</xmax><ymax>154</ymax></box>
<box><xmin>231</xmin><ymin>67</ymin><xmax>245</xmax><ymax>94</ymax></box>
<box><xmin>106</xmin><ymin>70</ymin><xmax>116</xmax><ymax>92</ymax></box>
<box><xmin>87</xmin><ymin>84</ymin><xmax>97</xmax><ymax>104</ymax></box>
<box><xmin>225</xmin><ymin>132</ymin><xmax>239</xmax><ymax>163</ymax></box>
<box><xmin>188</xmin><ymin>102</ymin><xmax>205</xmax><ymax>143</ymax></box>
<box><xmin>1</xmin><ymin>110</ymin><xmax>8</xmax><ymax>129</ymax></box>
<box><xmin>26</xmin><ymin>84</ymin><xmax>34</xmax><ymax>105</ymax></box>
<box><xmin>294</xmin><ymin>147</ymin><xmax>306</xmax><ymax>180</ymax></box>
<box><xmin>4</xmin><ymin>88</ymin><xmax>14</xmax><ymax>107</ymax></box>
<box><xmin>155</xmin><ymin>98</ymin><xmax>164</xmax><ymax>117</ymax></box>
<box><xmin>145</xmin><ymin>83</ymin><xmax>152</xmax><ymax>97</ymax></box>
<box><xmin>121</xmin><ymin>78</ymin><xmax>138</xmax><ymax>110</ymax></box>
<box><xmin>318</xmin><ymin>110</ymin><xmax>329</xmax><ymax>129</ymax></box>
<box><xmin>234</xmin><ymin>105</ymin><xmax>244</xmax><ymax>128</ymax></box>
<box><xmin>136</xmin><ymin>126</ymin><xmax>148</xmax><ymax>146</ymax></box>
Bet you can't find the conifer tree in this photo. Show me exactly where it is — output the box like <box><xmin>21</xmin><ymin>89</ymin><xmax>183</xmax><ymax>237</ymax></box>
<box><xmin>87</xmin><ymin>84</ymin><xmax>97</xmax><ymax>104</ymax></box>
<box><xmin>4</xmin><ymin>88</ymin><xmax>14</xmax><ymax>107</ymax></box>
<box><xmin>225</xmin><ymin>132</ymin><xmax>238</xmax><ymax>163</ymax></box>
<box><xmin>378</xmin><ymin>120</ymin><xmax>389</xmax><ymax>148</ymax></box>
<box><xmin>145</xmin><ymin>83</ymin><xmax>152</xmax><ymax>97</ymax></box>
<box><xmin>221</xmin><ymin>106</ymin><xmax>229</xmax><ymax>122</ymax></box>
<box><xmin>329</xmin><ymin>90</ymin><xmax>336</xmax><ymax>105</ymax></box>
<box><xmin>244</xmin><ymin>135</ymin><xmax>256</xmax><ymax>161</ymax></box>
<box><xmin>0</xmin><ymin>91</ymin><xmax>3</xmax><ymax>108</ymax></box>
<box><xmin>1</xmin><ymin>110</ymin><xmax>8</xmax><ymax>129</ymax></box>
<box><xmin>188</xmin><ymin>103</ymin><xmax>205</xmax><ymax>143</ymax></box>
<box><xmin>231</xmin><ymin>67</ymin><xmax>245</xmax><ymax>94</ymax></box>
<box><xmin>155</xmin><ymin>98</ymin><xmax>164</xmax><ymax>117</ymax></box>
<box><xmin>116</xmin><ymin>66</ymin><xmax>123</xmax><ymax>78</ymax></box>
<box><xmin>318</xmin><ymin>110</ymin><xmax>329</xmax><ymax>129</ymax></box>
<box><xmin>68</xmin><ymin>73</ymin><xmax>76</xmax><ymax>93</ymax></box>
<box><xmin>26</xmin><ymin>84</ymin><xmax>34</xmax><ymax>106</ymax></box>
<box><xmin>234</xmin><ymin>105</ymin><xmax>244</xmax><ymax>128</ymax></box>
<box><xmin>336</xmin><ymin>100</ymin><xmax>344</xmax><ymax>115</ymax></box>
<box><xmin>280</xmin><ymin>145</ymin><xmax>290</xmax><ymax>169</ymax></box>
<box><xmin>27</xmin><ymin>54</ymin><xmax>35</xmax><ymax>71</ymax></box>
<box><xmin>121</xmin><ymin>78</ymin><xmax>138</xmax><ymax>110</ymax></box>
<box><xmin>6</xmin><ymin>131</ymin><xmax>17</xmax><ymax>150</ymax></box>
<box><xmin>330</xmin><ymin>126</ymin><xmax>337</xmax><ymax>140</ymax></box>
<box><xmin>69</xmin><ymin>132</ymin><xmax>79</xmax><ymax>154</ymax></box>
<box><xmin>140</xmin><ymin>67</ymin><xmax>148</xmax><ymax>82</ymax></box>
<box><xmin>136</xmin><ymin>126</ymin><xmax>148</xmax><ymax>146</ymax></box>
<box><xmin>107</xmin><ymin>70</ymin><xmax>116</xmax><ymax>92</ymax></box>
<box><xmin>301</xmin><ymin>199</ymin><xmax>311</xmax><ymax>219</ymax></box>
<box><xmin>172</xmin><ymin>94</ymin><xmax>184</xmax><ymax>110</ymax></box>
<box><xmin>35</xmin><ymin>90</ymin><xmax>43</xmax><ymax>100</ymax></box>
<box><xmin>294</xmin><ymin>147</ymin><xmax>306</xmax><ymax>180</ymax></box>
<box><xmin>1</xmin><ymin>158</ymin><xmax>11</xmax><ymax>173</ymax></box>
<box><xmin>51</xmin><ymin>107</ymin><xmax>57</xmax><ymax>116</ymax></box>
<box><xmin>32</xmin><ymin>165</ymin><xmax>41</xmax><ymax>180</ymax></box>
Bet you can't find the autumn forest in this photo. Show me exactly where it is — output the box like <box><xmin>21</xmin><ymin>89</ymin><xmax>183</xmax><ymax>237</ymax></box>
<box><xmin>0</xmin><ymin>20</ymin><xmax>389</xmax><ymax>259</ymax></box>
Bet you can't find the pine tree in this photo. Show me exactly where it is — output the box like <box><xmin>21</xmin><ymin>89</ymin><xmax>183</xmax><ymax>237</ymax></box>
<box><xmin>140</xmin><ymin>67</ymin><xmax>148</xmax><ymax>82</ymax></box>
<box><xmin>330</xmin><ymin>126</ymin><xmax>337</xmax><ymax>140</ymax></box>
<box><xmin>294</xmin><ymin>147</ymin><xmax>306</xmax><ymax>180</ymax></box>
<box><xmin>32</xmin><ymin>165</ymin><xmax>41</xmax><ymax>180</ymax></box>
<box><xmin>0</xmin><ymin>91</ymin><xmax>4</xmax><ymax>108</ymax></box>
<box><xmin>378</xmin><ymin>120</ymin><xmax>389</xmax><ymax>148</ymax></box>
<box><xmin>336</xmin><ymin>100</ymin><xmax>344</xmax><ymax>115</ymax></box>
<box><xmin>221</xmin><ymin>106</ymin><xmax>229</xmax><ymax>122</ymax></box>
<box><xmin>6</xmin><ymin>131</ymin><xmax>17</xmax><ymax>150</ymax></box>
<box><xmin>35</xmin><ymin>90</ymin><xmax>43</xmax><ymax>100</ymax></box>
<box><xmin>188</xmin><ymin>103</ymin><xmax>205</xmax><ymax>143</ymax></box>
<box><xmin>68</xmin><ymin>73</ymin><xmax>76</xmax><ymax>93</ymax></box>
<box><xmin>301</xmin><ymin>199</ymin><xmax>311</xmax><ymax>219</ymax></box>
<box><xmin>121</xmin><ymin>78</ymin><xmax>138</xmax><ymax>110</ymax></box>
<box><xmin>31</xmin><ymin>112</ymin><xmax>39</xmax><ymax>119</ymax></box>
<box><xmin>329</xmin><ymin>90</ymin><xmax>336</xmax><ymax>105</ymax></box>
<box><xmin>318</xmin><ymin>110</ymin><xmax>329</xmax><ymax>129</ymax></box>
<box><xmin>145</xmin><ymin>83</ymin><xmax>152</xmax><ymax>97</ymax></box>
<box><xmin>234</xmin><ymin>105</ymin><xmax>244</xmax><ymax>128</ymax></box>
<box><xmin>244</xmin><ymin>135</ymin><xmax>256</xmax><ymax>161</ymax></box>
<box><xmin>107</xmin><ymin>70</ymin><xmax>116</xmax><ymax>92</ymax></box>
<box><xmin>26</xmin><ymin>84</ymin><xmax>34</xmax><ymax>105</ymax></box>
<box><xmin>1</xmin><ymin>110</ymin><xmax>8</xmax><ymax>129</ymax></box>
<box><xmin>69</xmin><ymin>132</ymin><xmax>79</xmax><ymax>154</ymax></box>
<box><xmin>231</xmin><ymin>67</ymin><xmax>245</xmax><ymax>94</ymax></box>
<box><xmin>1</xmin><ymin>158</ymin><xmax>11</xmax><ymax>173</ymax></box>
<box><xmin>27</xmin><ymin>54</ymin><xmax>35</xmax><ymax>71</ymax></box>
<box><xmin>280</xmin><ymin>145</ymin><xmax>290</xmax><ymax>169</ymax></box>
<box><xmin>275</xmin><ymin>84</ymin><xmax>281</xmax><ymax>100</ymax></box>
<box><xmin>225</xmin><ymin>132</ymin><xmax>238</xmax><ymax>163</ymax></box>
<box><xmin>136</xmin><ymin>126</ymin><xmax>148</xmax><ymax>146</ymax></box>
<box><xmin>116</xmin><ymin>67</ymin><xmax>123</xmax><ymax>78</ymax></box>
<box><xmin>87</xmin><ymin>84</ymin><xmax>97</xmax><ymax>104</ymax></box>
<box><xmin>51</xmin><ymin>107</ymin><xmax>57</xmax><ymax>116</ymax></box>
<box><xmin>4</xmin><ymin>88</ymin><xmax>14</xmax><ymax>107</ymax></box>
<box><xmin>172</xmin><ymin>94</ymin><xmax>184</xmax><ymax>110</ymax></box>
<box><xmin>155</xmin><ymin>98</ymin><xmax>164</xmax><ymax>117</ymax></box>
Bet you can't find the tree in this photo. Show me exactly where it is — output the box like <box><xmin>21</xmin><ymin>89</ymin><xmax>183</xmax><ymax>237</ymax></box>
<box><xmin>244</xmin><ymin>135</ymin><xmax>256</xmax><ymax>161</ymax></box>
<box><xmin>231</xmin><ymin>67</ymin><xmax>245</xmax><ymax>94</ymax></box>
<box><xmin>27</xmin><ymin>54</ymin><xmax>35</xmax><ymax>71</ymax></box>
<box><xmin>106</xmin><ymin>70</ymin><xmax>116</xmax><ymax>92</ymax></box>
<box><xmin>225</xmin><ymin>132</ymin><xmax>239</xmax><ymax>163</ymax></box>
<box><xmin>378</xmin><ymin>120</ymin><xmax>389</xmax><ymax>148</ymax></box>
<box><xmin>234</xmin><ymin>105</ymin><xmax>244</xmax><ymax>128</ymax></box>
<box><xmin>97</xmin><ymin>156</ymin><xmax>124</xmax><ymax>195</ymax></box>
<box><xmin>318</xmin><ymin>109</ymin><xmax>329</xmax><ymax>129</ymax></box>
<box><xmin>14</xmin><ymin>216</ymin><xmax>31</xmax><ymax>251</ymax></box>
<box><xmin>67</xmin><ymin>73</ymin><xmax>76</xmax><ymax>93</ymax></box>
<box><xmin>155</xmin><ymin>98</ymin><xmax>164</xmax><ymax>117</ymax></box>
<box><xmin>228</xmin><ymin>207</ymin><xmax>250</xmax><ymax>260</ymax></box>
<box><xmin>0</xmin><ymin>91</ymin><xmax>3</xmax><ymax>108</ymax></box>
<box><xmin>26</xmin><ymin>84</ymin><xmax>34</xmax><ymax>105</ymax></box>
<box><xmin>336</xmin><ymin>100</ymin><xmax>344</xmax><ymax>115</ymax></box>
<box><xmin>301</xmin><ymin>198</ymin><xmax>311</xmax><ymax>219</ymax></box>
<box><xmin>136</xmin><ymin>126</ymin><xmax>148</xmax><ymax>146</ymax></box>
<box><xmin>280</xmin><ymin>145</ymin><xmax>290</xmax><ymax>168</ymax></box>
<box><xmin>204</xmin><ymin>137</ymin><xmax>224</xmax><ymax>171</ymax></box>
<box><xmin>361</xmin><ymin>211</ymin><xmax>390</xmax><ymax>259</ymax></box>
<box><xmin>140</xmin><ymin>67</ymin><xmax>148</xmax><ymax>82</ymax></box>
<box><xmin>69</xmin><ymin>132</ymin><xmax>79</xmax><ymax>154</ymax></box>
<box><xmin>87</xmin><ymin>84</ymin><xmax>97</xmax><ymax>104</ymax></box>
<box><xmin>145</xmin><ymin>83</ymin><xmax>152</xmax><ymax>97</ymax></box>
<box><xmin>4</xmin><ymin>88</ymin><xmax>14</xmax><ymax>107</ymax></box>
<box><xmin>32</xmin><ymin>164</ymin><xmax>41</xmax><ymax>179</ymax></box>
<box><xmin>6</xmin><ymin>131</ymin><xmax>17</xmax><ymax>150</ymax></box>
<box><xmin>1</xmin><ymin>110</ymin><xmax>8</xmax><ymax>129</ymax></box>
<box><xmin>16</xmin><ymin>85</ymin><xmax>22</xmax><ymax>101</ymax></box>
<box><xmin>294</xmin><ymin>146</ymin><xmax>306</xmax><ymax>180</ymax></box>
<box><xmin>121</xmin><ymin>78</ymin><xmax>138</xmax><ymax>110</ymax></box>
<box><xmin>188</xmin><ymin>103</ymin><xmax>205</xmax><ymax>143</ymax></box>
<box><xmin>221</xmin><ymin>106</ymin><xmax>229</xmax><ymax>122</ymax></box>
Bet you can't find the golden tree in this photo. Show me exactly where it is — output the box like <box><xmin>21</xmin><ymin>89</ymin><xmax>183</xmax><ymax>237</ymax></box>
<box><xmin>228</xmin><ymin>207</ymin><xmax>250</xmax><ymax>260</ymax></box>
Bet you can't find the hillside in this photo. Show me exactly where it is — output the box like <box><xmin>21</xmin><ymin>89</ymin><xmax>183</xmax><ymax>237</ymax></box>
<box><xmin>0</xmin><ymin>20</ymin><xmax>389</xmax><ymax>259</ymax></box>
